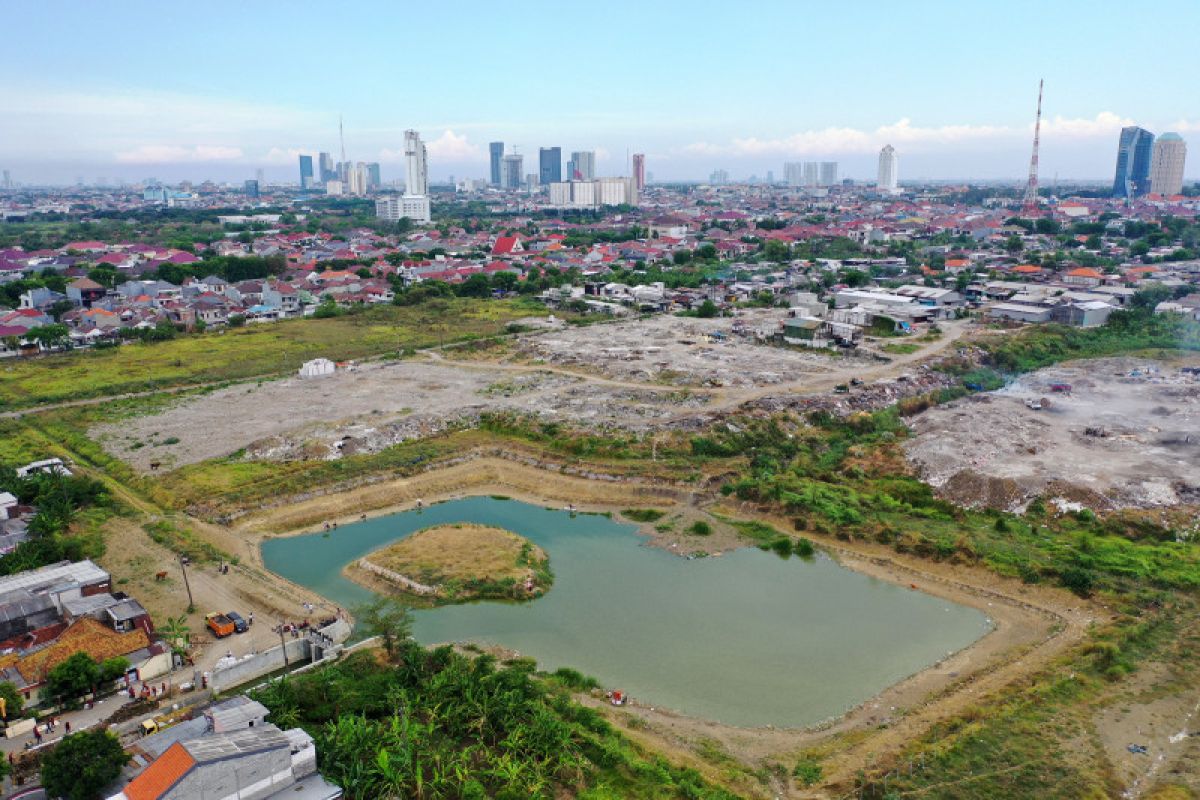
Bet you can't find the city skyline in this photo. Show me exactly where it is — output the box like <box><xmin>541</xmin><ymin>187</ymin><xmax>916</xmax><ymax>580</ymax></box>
<box><xmin>3</xmin><ymin>1</ymin><xmax>1200</xmax><ymax>184</ymax></box>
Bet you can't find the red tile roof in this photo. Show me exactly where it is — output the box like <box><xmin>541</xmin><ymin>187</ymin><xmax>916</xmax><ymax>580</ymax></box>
<box><xmin>124</xmin><ymin>741</ymin><xmax>196</xmax><ymax>800</ymax></box>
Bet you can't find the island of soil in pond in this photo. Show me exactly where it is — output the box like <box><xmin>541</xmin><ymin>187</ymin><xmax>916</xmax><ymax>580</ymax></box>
<box><xmin>348</xmin><ymin>523</ymin><xmax>552</xmax><ymax>603</ymax></box>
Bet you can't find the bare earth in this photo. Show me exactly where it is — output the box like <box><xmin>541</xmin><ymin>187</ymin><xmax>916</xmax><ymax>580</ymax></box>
<box><xmin>93</xmin><ymin>313</ymin><xmax>963</xmax><ymax>472</ymax></box>
<box><xmin>905</xmin><ymin>357</ymin><xmax>1200</xmax><ymax>511</ymax></box>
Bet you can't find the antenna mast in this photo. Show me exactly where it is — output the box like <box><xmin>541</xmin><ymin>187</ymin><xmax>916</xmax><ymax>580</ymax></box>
<box><xmin>1022</xmin><ymin>79</ymin><xmax>1043</xmax><ymax>214</ymax></box>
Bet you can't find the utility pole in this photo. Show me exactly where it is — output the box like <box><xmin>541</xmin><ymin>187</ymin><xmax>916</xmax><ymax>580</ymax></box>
<box><xmin>178</xmin><ymin>554</ymin><xmax>195</xmax><ymax>611</ymax></box>
<box><xmin>279</xmin><ymin>622</ymin><xmax>290</xmax><ymax>665</ymax></box>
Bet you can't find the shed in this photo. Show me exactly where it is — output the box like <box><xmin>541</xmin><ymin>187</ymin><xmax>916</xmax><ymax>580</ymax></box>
<box><xmin>298</xmin><ymin>358</ymin><xmax>336</xmax><ymax>379</ymax></box>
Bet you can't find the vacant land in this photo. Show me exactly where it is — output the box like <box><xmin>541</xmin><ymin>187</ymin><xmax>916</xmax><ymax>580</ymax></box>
<box><xmin>510</xmin><ymin>309</ymin><xmax>867</xmax><ymax>387</ymax></box>
<box><xmin>0</xmin><ymin>298</ymin><xmax>541</xmax><ymax>410</ymax></box>
<box><xmin>906</xmin><ymin>357</ymin><xmax>1200</xmax><ymax>510</ymax></box>
<box><xmin>352</xmin><ymin>523</ymin><xmax>549</xmax><ymax>601</ymax></box>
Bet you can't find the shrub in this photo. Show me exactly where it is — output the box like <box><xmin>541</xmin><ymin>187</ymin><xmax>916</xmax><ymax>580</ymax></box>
<box><xmin>793</xmin><ymin>538</ymin><xmax>815</xmax><ymax>558</ymax></box>
<box><xmin>622</xmin><ymin>509</ymin><xmax>665</xmax><ymax>523</ymax></box>
<box><xmin>687</xmin><ymin>521</ymin><xmax>712</xmax><ymax>536</ymax></box>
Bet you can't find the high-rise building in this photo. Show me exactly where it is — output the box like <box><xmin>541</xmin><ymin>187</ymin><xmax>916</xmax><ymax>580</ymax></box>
<box><xmin>1112</xmin><ymin>126</ymin><xmax>1155</xmax><ymax>198</ymax></box>
<box><xmin>877</xmin><ymin>145</ymin><xmax>898</xmax><ymax>193</ymax></box>
<box><xmin>501</xmin><ymin>154</ymin><xmax>523</xmax><ymax>189</ymax></box>
<box><xmin>784</xmin><ymin>162</ymin><xmax>803</xmax><ymax>186</ymax></box>
<box><xmin>318</xmin><ymin>152</ymin><xmax>335</xmax><ymax>183</ymax></box>
<box><xmin>766</xmin><ymin>170</ymin><xmax>774</xmax><ymax>185</ymax></box>
<box><xmin>539</xmin><ymin>147</ymin><xmax>562</xmax><ymax>185</ymax></box>
<box><xmin>348</xmin><ymin>163</ymin><xmax>368</xmax><ymax>196</ymax></box>
<box><xmin>570</xmin><ymin>151</ymin><xmax>596</xmax><ymax>180</ymax></box>
<box><xmin>366</xmin><ymin>162</ymin><xmax>382</xmax><ymax>190</ymax></box>
<box><xmin>548</xmin><ymin>177</ymin><xmax>638</xmax><ymax>209</ymax></box>
<box><xmin>376</xmin><ymin>195</ymin><xmax>432</xmax><ymax>224</ymax></box>
<box><xmin>298</xmin><ymin>155</ymin><xmax>314</xmax><ymax>189</ymax></box>
<box><xmin>1</xmin><ymin>170</ymin><xmax>10</xmax><ymax>190</ymax></box>
<box><xmin>632</xmin><ymin>153</ymin><xmax>646</xmax><ymax>191</ymax></box>
<box><xmin>709</xmin><ymin>169</ymin><xmax>729</xmax><ymax>185</ymax></box>
<box><xmin>405</xmin><ymin>130</ymin><xmax>428</xmax><ymax>196</ymax></box>
<box><xmin>244</xmin><ymin>179</ymin><xmax>260</xmax><ymax>198</ymax></box>
<box><xmin>819</xmin><ymin>162</ymin><xmax>838</xmax><ymax>186</ymax></box>
<box><xmin>255</xmin><ymin>168</ymin><xmax>265</xmax><ymax>188</ymax></box>
<box><xmin>565</xmin><ymin>159</ymin><xmax>575</xmax><ymax>183</ymax></box>
<box><xmin>489</xmin><ymin>142</ymin><xmax>504</xmax><ymax>186</ymax></box>
<box><xmin>1149</xmin><ymin>133</ymin><xmax>1187</xmax><ymax>197</ymax></box>
<box><xmin>802</xmin><ymin>162</ymin><xmax>819</xmax><ymax>187</ymax></box>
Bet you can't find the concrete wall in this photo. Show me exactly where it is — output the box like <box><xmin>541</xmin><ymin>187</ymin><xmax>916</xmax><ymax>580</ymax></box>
<box><xmin>210</xmin><ymin>620</ymin><xmax>351</xmax><ymax>693</ymax></box>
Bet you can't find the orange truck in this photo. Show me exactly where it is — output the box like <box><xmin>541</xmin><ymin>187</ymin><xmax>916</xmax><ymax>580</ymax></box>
<box><xmin>205</xmin><ymin>612</ymin><xmax>235</xmax><ymax>638</ymax></box>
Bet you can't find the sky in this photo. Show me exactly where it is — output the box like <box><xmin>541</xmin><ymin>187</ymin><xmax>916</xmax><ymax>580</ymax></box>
<box><xmin>3</xmin><ymin>0</ymin><xmax>1199</xmax><ymax>186</ymax></box>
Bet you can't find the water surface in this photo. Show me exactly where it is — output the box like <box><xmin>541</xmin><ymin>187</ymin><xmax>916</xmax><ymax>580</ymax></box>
<box><xmin>262</xmin><ymin>496</ymin><xmax>990</xmax><ymax>727</ymax></box>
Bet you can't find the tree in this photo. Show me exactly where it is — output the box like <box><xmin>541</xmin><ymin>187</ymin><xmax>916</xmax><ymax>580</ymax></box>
<box><xmin>0</xmin><ymin>680</ymin><xmax>24</xmax><ymax>719</ymax></box>
<box><xmin>45</xmin><ymin>651</ymin><xmax>99</xmax><ymax>703</ymax></box>
<box><xmin>1129</xmin><ymin>240</ymin><xmax>1150</xmax><ymax>257</ymax></box>
<box><xmin>842</xmin><ymin>269</ymin><xmax>869</xmax><ymax>288</ymax></box>
<box><xmin>1004</xmin><ymin>234</ymin><xmax>1024</xmax><ymax>254</ymax></box>
<box><xmin>161</xmin><ymin>614</ymin><xmax>191</xmax><ymax>656</ymax></box>
<box><xmin>28</xmin><ymin>323</ymin><xmax>70</xmax><ymax>349</ymax></box>
<box><xmin>41</xmin><ymin>730</ymin><xmax>130</xmax><ymax>800</ymax></box>
<box><xmin>695</xmin><ymin>243</ymin><xmax>717</xmax><ymax>261</ymax></box>
<box><xmin>672</xmin><ymin>249</ymin><xmax>692</xmax><ymax>265</ymax></box>
<box><xmin>696</xmin><ymin>299</ymin><xmax>718</xmax><ymax>318</ymax></box>
<box><xmin>98</xmin><ymin>656</ymin><xmax>130</xmax><ymax>685</ymax></box>
<box><xmin>762</xmin><ymin>239</ymin><xmax>790</xmax><ymax>262</ymax></box>
<box><xmin>354</xmin><ymin>596</ymin><xmax>413</xmax><ymax>663</ymax></box>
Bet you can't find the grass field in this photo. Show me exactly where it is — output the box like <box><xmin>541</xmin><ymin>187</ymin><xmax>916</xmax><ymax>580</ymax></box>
<box><xmin>363</xmin><ymin>523</ymin><xmax>549</xmax><ymax>599</ymax></box>
<box><xmin>0</xmin><ymin>298</ymin><xmax>543</xmax><ymax>410</ymax></box>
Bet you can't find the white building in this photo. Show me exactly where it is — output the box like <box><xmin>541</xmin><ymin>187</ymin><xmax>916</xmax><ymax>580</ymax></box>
<box><xmin>877</xmin><ymin>145</ymin><xmax>898</xmax><ymax>193</ymax></box>
<box><xmin>404</xmin><ymin>129</ymin><xmax>428</xmax><ymax>196</ymax></box>
<box><xmin>819</xmin><ymin>161</ymin><xmax>838</xmax><ymax>186</ymax></box>
<box><xmin>547</xmin><ymin>178</ymin><xmax>638</xmax><ymax>209</ymax></box>
<box><xmin>1150</xmin><ymin>133</ymin><xmax>1187</xmax><ymax>196</ymax></box>
<box><xmin>298</xmin><ymin>358</ymin><xmax>336</xmax><ymax>378</ymax></box>
<box><xmin>347</xmin><ymin>163</ymin><xmax>367</xmax><ymax>196</ymax></box>
<box><xmin>501</xmin><ymin>154</ymin><xmax>523</xmax><ymax>189</ymax></box>
<box><xmin>375</xmin><ymin>195</ymin><xmax>431</xmax><ymax>224</ymax></box>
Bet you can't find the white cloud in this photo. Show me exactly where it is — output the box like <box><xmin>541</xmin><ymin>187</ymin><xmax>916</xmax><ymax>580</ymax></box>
<box><xmin>683</xmin><ymin>114</ymin><xmax>1138</xmax><ymax>159</ymax></box>
<box><xmin>262</xmin><ymin>147</ymin><xmax>309</xmax><ymax>165</ymax></box>
<box><xmin>425</xmin><ymin>130</ymin><xmax>482</xmax><ymax>161</ymax></box>
<box><xmin>1039</xmin><ymin>111</ymin><xmax>1133</xmax><ymax>137</ymax></box>
<box><xmin>1167</xmin><ymin>119</ymin><xmax>1200</xmax><ymax>134</ymax></box>
<box><xmin>115</xmin><ymin>144</ymin><xmax>244</xmax><ymax>163</ymax></box>
<box><xmin>379</xmin><ymin>131</ymin><xmax>483</xmax><ymax>164</ymax></box>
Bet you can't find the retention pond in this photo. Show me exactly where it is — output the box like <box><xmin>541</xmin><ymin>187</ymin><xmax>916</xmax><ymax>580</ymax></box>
<box><xmin>262</xmin><ymin>496</ymin><xmax>991</xmax><ymax>727</ymax></box>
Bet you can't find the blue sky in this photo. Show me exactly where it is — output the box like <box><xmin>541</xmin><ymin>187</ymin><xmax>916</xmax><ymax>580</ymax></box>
<box><xmin>3</xmin><ymin>0</ymin><xmax>1198</xmax><ymax>184</ymax></box>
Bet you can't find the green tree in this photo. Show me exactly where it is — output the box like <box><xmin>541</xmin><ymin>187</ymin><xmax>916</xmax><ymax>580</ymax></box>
<box><xmin>161</xmin><ymin>614</ymin><xmax>191</xmax><ymax>655</ymax></box>
<box><xmin>41</xmin><ymin>730</ymin><xmax>130</xmax><ymax>800</ymax></box>
<box><xmin>672</xmin><ymin>248</ymin><xmax>693</xmax><ymax>265</ymax></box>
<box><xmin>46</xmin><ymin>651</ymin><xmax>100</xmax><ymax>703</ymax></box>
<box><xmin>762</xmin><ymin>238</ymin><xmax>790</xmax><ymax>262</ymax></box>
<box><xmin>1004</xmin><ymin>234</ymin><xmax>1024</xmax><ymax>254</ymax></box>
<box><xmin>28</xmin><ymin>323</ymin><xmax>70</xmax><ymax>349</ymax></box>
<box><xmin>98</xmin><ymin>657</ymin><xmax>130</xmax><ymax>685</ymax></box>
<box><xmin>696</xmin><ymin>299</ymin><xmax>718</xmax><ymax>318</ymax></box>
<box><xmin>0</xmin><ymin>680</ymin><xmax>24</xmax><ymax>719</ymax></box>
<box><xmin>354</xmin><ymin>596</ymin><xmax>413</xmax><ymax>663</ymax></box>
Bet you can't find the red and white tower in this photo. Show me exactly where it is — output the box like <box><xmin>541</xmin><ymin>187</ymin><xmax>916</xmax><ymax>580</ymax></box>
<box><xmin>1022</xmin><ymin>79</ymin><xmax>1043</xmax><ymax>214</ymax></box>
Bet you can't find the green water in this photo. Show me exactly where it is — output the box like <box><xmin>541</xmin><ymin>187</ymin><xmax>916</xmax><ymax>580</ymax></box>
<box><xmin>262</xmin><ymin>496</ymin><xmax>991</xmax><ymax>728</ymax></box>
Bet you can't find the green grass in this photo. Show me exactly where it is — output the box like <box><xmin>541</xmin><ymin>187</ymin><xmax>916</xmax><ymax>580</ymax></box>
<box><xmin>622</xmin><ymin>509</ymin><xmax>666</xmax><ymax>523</ymax></box>
<box><xmin>0</xmin><ymin>298</ymin><xmax>542</xmax><ymax>410</ymax></box>
<box><xmin>882</xmin><ymin>342</ymin><xmax>921</xmax><ymax>355</ymax></box>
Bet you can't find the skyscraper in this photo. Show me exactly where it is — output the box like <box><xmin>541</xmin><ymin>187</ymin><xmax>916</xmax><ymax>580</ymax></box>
<box><xmin>405</xmin><ymin>130</ymin><xmax>428</xmax><ymax>196</ymax></box>
<box><xmin>632</xmin><ymin>153</ymin><xmax>646</xmax><ymax>191</ymax></box>
<box><xmin>319</xmin><ymin>152</ymin><xmax>334</xmax><ymax>183</ymax></box>
<box><xmin>877</xmin><ymin>145</ymin><xmax>898</xmax><ymax>193</ymax></box>
<box><xmin>784</xmin><ymin>162</ymin><xmax>803</xmax><ymax>187</ymax></box>
<box><xmin>366</xmin><ymin>162</ymin><xmax>382</xmax><ymax>190</ymax></box>
<box><xmin>298</xmin><ymin>155</ymin><xmax>314</xmax><ymax>189</ymax></box>
<box><xmin>244</xmin><ymin>179</ymin><xmax>260</xmax><ymax>198</ymax></box>
<box><xmin>501</xmin><ymin>154</ymin><xmax>523</xmax><ymax>189</ymax></box>
<box><xmin>489</xmin><ymin>142</ymin><xmax>504</xmax><ymax>186</ymax></box>
<box><xmin>1149</xmin><ymin>133</ymin><xmax>1187</xmax><ymax>197</ymax></box>
<box><xmin>819</xmin><ymin>162</ymin><xmax>838</xmax><ymax>187</ymax></box>
<box><xmin>1112</xmin><ymin>126</ymin><xmax>1155</xmax><ymax>198</ymax></box>
<box><xmin>1</xmin><ymin>170</ymin><xmax>10</xmax><ymax>190</ymax></box>
<box><xmin>255</xmin><ymin>168</ymin><xmax>265</xmax><ymax>188</ymax></box>
<box><xmin>348</xmin><ymin>163</ymin><xmax>368</xmax><ymax>196</ymax></box>
<box><xmin>539</xmin><ymin>147</ymin><xmax>562</xmax><ymax>185</ymax></box>
<box><xmin>570</xmin><ymin>151</ymin><xmax>595</xmax><ymax>180</ymax></box>
<box><xmin>802</xmin><ymin>162</ymin><xmax>819</xmax><ymax>187</ymax></box>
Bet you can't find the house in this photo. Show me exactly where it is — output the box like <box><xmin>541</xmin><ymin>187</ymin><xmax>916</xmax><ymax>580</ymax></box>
<box><xmin>491</xmin><ymin>235</ymin><xmax>525</xmax><ymax>256</ymax></box>
<box><xmin>986</xmin><ymin>303</ymin><xmax>1053</xmax><ymax>324</ymax></box>
<box><xmin>1050</xmin><ymin>301</ymin><xmax>1115</xmax><ymax>328</ymax></box>
<box><xmin>1062</xmin><ymin>267</ymin><xmax>1104</xmax><ymax>287</ymax></box>
<box><xmin>66</xmin><ymin>277</ymin><xmax>107</xmax><ymax>308</ymax></box>
<box><xmin>111</xmin><ymin>696</ymin><xmax>342</xmax><ymax>800</ymax></box>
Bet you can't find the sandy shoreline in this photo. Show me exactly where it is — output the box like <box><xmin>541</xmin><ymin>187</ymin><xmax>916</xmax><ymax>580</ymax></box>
<box><xmin>231</xmin><ymin>455</ymin><xmax>1099</xmax><ymax>796</ymax></box>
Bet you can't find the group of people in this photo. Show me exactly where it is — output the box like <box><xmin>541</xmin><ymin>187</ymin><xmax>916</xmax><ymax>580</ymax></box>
<box><xmin>29</xmin><ymin>715</ymin><xmax>70</xmax><ymax>745</ymax></box>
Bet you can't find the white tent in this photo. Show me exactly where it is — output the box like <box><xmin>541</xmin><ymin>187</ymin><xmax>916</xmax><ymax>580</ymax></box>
<box><xmin>298</xmin><ymin>358</ymin><xmax>336</xmax><ymax>378</ymax></box>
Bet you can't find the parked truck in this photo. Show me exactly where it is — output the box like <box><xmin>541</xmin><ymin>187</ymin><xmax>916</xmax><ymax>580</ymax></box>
<box><xmin>205</xmin><ymin>612</ymin><xmax>235</xmax><ymax>638</ymax></box>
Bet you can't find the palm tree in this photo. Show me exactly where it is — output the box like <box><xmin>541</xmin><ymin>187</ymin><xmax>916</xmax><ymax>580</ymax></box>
<box><xmin>162</xmin><ymin>614</ymin><xmax>190</xmax><ymax>656</ymax></box>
